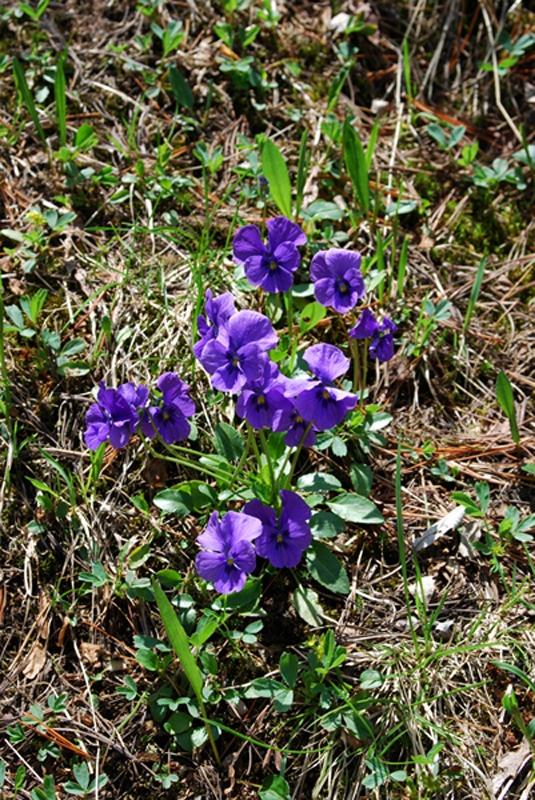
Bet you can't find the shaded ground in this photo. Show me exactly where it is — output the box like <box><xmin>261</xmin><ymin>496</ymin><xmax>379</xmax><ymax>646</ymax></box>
<box><xmin>1</xmin><ymin>0</ymin><xmax>535</xmax><ymax>798</ymax></box>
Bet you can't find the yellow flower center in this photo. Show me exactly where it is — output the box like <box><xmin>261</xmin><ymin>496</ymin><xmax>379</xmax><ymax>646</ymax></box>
<box><xmin>323</xmin><ymin>389</ymin><xmax>330</xmax><ymax>399</ymax></box>
<box><xmin>339</xmin><ymin>283</ymin><xmax>347</xmax><ymax>292</ymax></box>
<box><xmin>163</xmin><ymin>412</ymin><xmax>170</xmax><ymax>420</ymax></box>
<box><xmin>269</xmin><ymin>261</ymin><xmax>277</xmax><ymax>270</ymax></box>
<box><xmin>233</xmin><ymin>357</ymin><xmax>239</xmax><ymax>366</ymax></box>
<box><xmin>277</xmin><ymin>534</ymin><xmax>283</xmax><ymax>543</ymax></box>
<box><xmin>295</xmin><ymin>415</ymin><xmax>303</xmax><ymax>423</ymax></box>
<box><xmin>257</xmin><ymin>395</ymin><xmax>265</xmax><ymax>405</ymax></box>
<box><xmin>227</xmin><ymin>556</ymin><xmax>234</xmax><ymax>566</ymax></box>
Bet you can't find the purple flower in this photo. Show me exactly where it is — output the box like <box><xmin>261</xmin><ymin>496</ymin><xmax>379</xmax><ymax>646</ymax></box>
<box><xmin>369</xmin><ymin>317</ymin><xmax>397</xmax><ymax>363</ymax></box>
<box><xmin>84</xmin><ymin>382</ymin><xmax>143</xmax><ymax>450</ymax></box>
<box><xmin>296</xmin><ymin>344</ymin><xmax>358</xmax><ymax>431</ymax></box>
<box><xmin>350</xmin><ymin>311</ymin><xmax>397</xmax><ymax>363</ymax></box>
<box><xmin>310</xmin><ymin>249</ymin><xmax>365</xmax><ymax>313</ymax></box>
<box><xmin>233</xmin><ymin>217</ymin><xmax>307</xmax><ymax>294</ymax></box>
<box><xmin>236</xmin><ymin>361</ymin><xmax>292</xmax><ymax>430</ymax></box>
<box><xmin>349</xmin><ymin>308</ymin><xmax>380</xmax><ymax>340</ymax></box>
<box><xmin>144</xmin><ymin>372</ymin><xmax>195</xmax><ymax>444</ymax></box>
<box><xmin>244</xmin><ymin>490</ymin><xmax>312</xmax><ymax>569</ymax></box>
<box><xmin>195</xmin><ymin>510</ymin><xmax>262</xmax><ymax>594</ymax></box>
<box><xmin>272</xmin><ymin>403</ymin><xmax>317</xmax><ymax>447</ymax></box>
<box><xmin>200</xmin><ymin>310</ymin><xmax>278</xmax><ymax>393</ymax></box>
<box><xmin>193</xmin><ymin>289</ymin><xmax>236</xmax><ymax>360</ymax></box>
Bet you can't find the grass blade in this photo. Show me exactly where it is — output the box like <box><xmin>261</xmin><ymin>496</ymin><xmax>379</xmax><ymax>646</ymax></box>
<box><xmin>396</xmin><ymin>234</ymin><xmax>409</xmax><ymax>300</ymax></box>
<box><xmin>366</xmin><ymin>116</ymin><xmax>380</xmax><ymax>170</ymax></box>
<box><xmin>295</xmin><ymin>128</ymin><xmax>309</xmax><ymax>222</ymax></box>
<box><xmin>462</xmin><ymin>254</ymin><xmax>486</xmax><ymax>333</ymax></box>
<box><xmin>262</xmin><ymin>139</ymin><xmax>292</xmax><ymax>218</ymax></box>
<box><xmin>13</xmin><ymin>57</ymin><xmax>46</xmax><ymax>146</ymax></box>
<box><xmin>152</xmin><ymin>578</ymin><xmax>221</xmax><ymax>765</ymax></box>
<box><xmin>343</xmin><ymin>118</ymin><xmax>369</xmax><ymax>216</ymax></box>
<box><xmin>496</xmin><ymin>371</ymin><xmax>520</xmax><ymax>445</ymax></box>
<box><xmin>55</xmin><ymin>54</ymin><xmax>67</xmax><ymax>147</ymax></box>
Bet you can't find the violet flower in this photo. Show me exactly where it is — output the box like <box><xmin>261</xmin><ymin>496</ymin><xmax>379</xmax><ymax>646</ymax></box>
<box><xmin>193</xmin><ymin>289</ymin><xmax>236</xmax><ymax>360</ymax></box>
<box><xmin>296</xmin><ymin>344</ymin><xmax>358</xmax><ymax>431</ymax></box>
<box><xmin>84</xmin><ymin>382</ymin><xmax>143</xmax><ymax>450</ymax></box>
<box><xmin>244</xmin><ymin>490</ymin><xmax>312</xmax><ymax>569</ymax></box>
<box><xmin>350</xmin><ymin>310</ymin><xmax>397</xmax><ymax>363</ymax></box>
<box><xmin>233</xmin><ymin>216</ymin><xmax>307</xmax><ymax>294</ymax></box>
<box><xmin>236</xmin><ymin>361</ymin><xmax>292</xmax><ymax>430</ymax></box>
<box><xmin>272</xmin><ymin>403</ymin><xmax>317</xmax><ymax>447</ymax></box>
<box><xmin>144</xmin><ymin>372</ymin><xmax>195</xmax><ymax>445</ymax></box>
<box><xmin>200</xmin><ymin>310</ymin><xmax>278</xmax><ymax>393</ymax></box>
<box><xmin>349</xmin><ymin>307</ymin><xmax>380</xmax><ymax>340</ymax></box>
<box><xmin>369</xmin><ymin>317</ymin><xmax>397</xmax><ymax>363</ymax></box>
<box><xmin>195</xmin><ymin>510</ymin><xmax>262</xmax><ymax>594</ymax></box>
<box><xmin>310</xmin><ymin>249</ymin><xmax>365</xmax><ymax>313</ymax></box>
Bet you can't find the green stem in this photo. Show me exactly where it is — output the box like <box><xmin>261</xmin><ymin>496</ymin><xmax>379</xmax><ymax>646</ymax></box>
<box><xmin>228</xmin><ymin>426</ymin><xmax>253</xmax><ymax>489</ymax></box>
<box><xmin>258</xmin><ymin>428</ymin><xmax>275</xmax><ymax>501</ymax></box>
<box><xmin>0</xmin><ymin>276</ymin><xmax>13</xmax><ymax>433</ymax></box>
<box><xmin>143</xmin><ymin>438</ymin><xmax>231</xmax><ymax>484</ymax></box>
<box><xmin>284</xmin><ymin>423</ymin><xmax>313</xmax><ymax>490</ymax></box>
<box><xmin>284</xmin><ymin>289</ymin><xmax>293</xmax><ymax>344</ymax></box>
<box><xmin>360</xmin><ymin>341</ymin><xmax>368</xmax><ymax>410</ymax></box>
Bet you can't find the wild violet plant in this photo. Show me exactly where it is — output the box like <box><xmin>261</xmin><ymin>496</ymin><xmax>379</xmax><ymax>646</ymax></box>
<box><xmin>84</xmin><ymin>216</ymin><xmax>397</xmax><ymax>605</ymax></box>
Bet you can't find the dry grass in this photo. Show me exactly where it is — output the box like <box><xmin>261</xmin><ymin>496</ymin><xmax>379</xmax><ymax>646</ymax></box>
<box><xmin>1</xmin><ymin>0</ymin><xmax>535</xmax><ymax>798</ymax></box>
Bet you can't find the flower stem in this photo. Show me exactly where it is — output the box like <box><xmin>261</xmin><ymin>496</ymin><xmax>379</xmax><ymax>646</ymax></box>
<box><xmin>258</xmin><ymin>428</ymin><xmax>275</xmax><ymax>502</ymax></box>
<box><xmin>142</xmin><ymin>438</ymin><xmax>231</xmax><ymax>484</ymax></box>
<box><xmin>284</xmin><ymin>423</ymin><xmax>313</xmax><ymax>490</ymax></box>
<box><xmin>228</xmin><ymin>425</ymin><xmax>253</xmax><ymax>489</ymax></box>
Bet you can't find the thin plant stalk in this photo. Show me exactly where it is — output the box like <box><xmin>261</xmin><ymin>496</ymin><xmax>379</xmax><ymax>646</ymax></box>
<box><xmin>284</xmin><ymin>423</ymin><xmax>314</xmax><ymax>489</ymax></box>
<box><xmin>395</xmin><ymin>436</ymin><xmax>420</xmax><ymax>658</ymax></box>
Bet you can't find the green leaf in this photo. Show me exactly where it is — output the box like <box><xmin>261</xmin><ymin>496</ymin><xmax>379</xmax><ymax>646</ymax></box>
<box><xmin>496</xmin><ymin>371</ymin><xmax>520</xmax><ymax>444</ymax></box>
<box><xmin>214</xmin><ymin>422</ymin><xmax>245</xmax><ymax>461</ymax></box>
<box><xmin>302</xmin><ymin>200</ymin><xmax>345</xmax><ymax>221</ymax></box>
<box><xmin>363</xmin><ymin>756</ymin><xmax>390</xmax><ymax>789</ymax></box>
<box><xmin>306</xmin><ymin>541</ymin><xmax>350</xmax><ymax>594</ymax></box>
<box><xmin>293</xmin><ymin>585</ymin><xmax>324</xmax><ymax>627</ymax></box>
<box><xmin>297</xmin><ymin>472</ymin><xmax>342</xmax><ymax>492</ymax></box>
<box><xmin>153</xmin><ymin>579</ymin><xmax>204</xmax><ymax>700</ymax></box>
<box><xmin>327</xmin><ymin>492</ymin><xmax>384</xmax><ymax>524</ymax></box>
<box><xmin>426</xmin><ymin>123</ymin><xmax>446</xmax><ymax>148</ymax></box>
<box><xmin>245</xmin><ymin>678</ymin><xmax>293</xmax><ymax>712</ymax></box>
<box><xmin>168</xmin><ymin>64</ymin><xmax>194</xmax><ymax>109</ymax></box>
<box><xmin>343</xmin><ymin>119</ymin><xmax>369</xmax><ymax>214</ymax></box>
<box><xmin>259</xmin><ymin>774</ymin><xmax>291</xmax><ymax>800</ymax></box>
<box><xmin>129</xmin><ymin>544</ymin><xmax>151</xmax><ymax>570</ymax></box>
<box><xmin>153</xmin><ymin>488</ymin><xmax>191</xmax><ymax>515</ymax></box>
<box><xmin>450</xmin><ymin>492</ymin><xmax>484</xmax><ymax>517</ymax></box>
<box><xmin>55</xmin><ymin>55</ymin><xmax>67</xmax><ymax>147</ymax></box>
<box><xmin>262</xmin><ymin>139</ymin><xmax>292</xmax><ymax>217</ymax></box>
<box><xmin>360</xmin><ymin>669</ymin><xmax>384</xmax><ymax>690</ymax></box>
<box><xmin>279</xmin><ymin>652</ymin><xmax>299</xmax><ymax>688</ymax></box>
<box><xmin>298</xmin><ymin>301</ymin><xmax>326</xmax><ymax>334</ymax></box>
<box><xmin>475</xmin><ymin>481</ymin><xmax>490</xmax><ymax>514</ymax></box>
<box><xmin>13</xmin><ymin>57</ymin><xmax>46</xmax><ymax>145</ymax></box>
<box><xmin>135</xmin><ymin>649</ymin><xmax>159</xmax><ymax>671</ymax></box>
<box><xmin>156</xmin><ymin>569</ymin><xmax>182</xmax><ymax>587</ymax></box>
<box><xmin>350</xmin><ymin>463</ymin><xmax>373</xmax><ymax>496</ymax></box>
<box><xmin>310</xmin><ymin>511</ymin><xmax>345</xmax><ymax>539</ymax></box>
